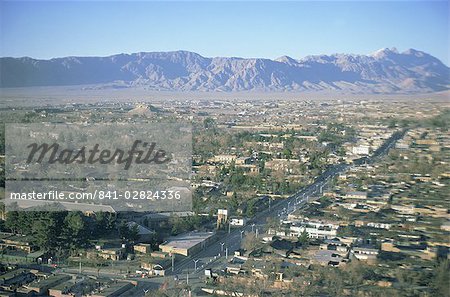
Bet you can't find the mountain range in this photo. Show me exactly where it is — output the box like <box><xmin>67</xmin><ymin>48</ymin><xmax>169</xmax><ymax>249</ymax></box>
<box><xmin>1</xmin><ymin>48</ymin><xmax>449</xmax><ymax>93</ymax></box>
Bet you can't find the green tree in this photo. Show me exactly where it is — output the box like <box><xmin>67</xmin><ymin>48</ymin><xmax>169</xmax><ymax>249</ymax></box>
<box><xmin>5</xmin><ymin>211</ymin><xmax>20</xmax><ymax>233</ymax></box>
<box><xmin>203</xmin><ymin>117</ymin><xmax>216</xmax><ymax>129</ymax></box>
<box><xmin>32</xmin><ymin>213</ymin><xmax>59</xmax><ymax>251</ymax></box>
<box><xmin>118</xmin><ymin>221</ymin><xmax>140</xmax><ymax>242</ymax></box>
<box><xmin>282</xmin><ymin>148</ymin><xmax>292</xmax><ymax>159</ymax></box>
<box><xmin>127</xmin><ymin>224</ymin><xmax>140</xmax><ymax>242</ymax></box>
<box><xmin>298</xmin><ymin>230</ymin><xmax>309</xmax><ymax>246</ymax></box>
<box><xmin>245</xmin><ymin>199</ymin><xmax>256</xmax><ymax>217</ymax></box>
<box><xmin>94</xmin><ymin>212</ymin><xmax>115</xmax><ymax>236</ymax></box>
<box><xmin>63</xmin><ymin>212</ymin><xmax>87</xmax><ymax>251</ymax></box>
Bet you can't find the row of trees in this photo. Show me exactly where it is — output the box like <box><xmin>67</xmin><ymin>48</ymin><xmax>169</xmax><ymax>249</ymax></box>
<box><xmin>1</xmin><ymin>210</ymin><xmax>135</xmax><ymax>256</ymax></box>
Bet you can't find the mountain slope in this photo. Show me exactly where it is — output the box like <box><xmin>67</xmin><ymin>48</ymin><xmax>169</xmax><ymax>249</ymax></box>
<box><xmin>1</xmin><ymin>48</ymin><xmax>449</xmax><ymax>93</ymax></box>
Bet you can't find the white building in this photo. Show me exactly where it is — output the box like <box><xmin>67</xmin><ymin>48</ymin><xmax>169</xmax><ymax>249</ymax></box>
<box><xmin>351</xmin><ymin>246</ymin><xmax>379</xmax><ymax>260</ymax></box>
<box><xmin>367</xmin><ymin>222</ymin><xmax>392</xmax><ymax>230</ymax></box>
<box><xmin>229</xmin><ymin>217</ymin><xmax>247</xmax><ymax>227</ymax></box>
<box><xmin>345</xmin><ymin>191</ymin><xmax>368</xmax><ymax>199</ymax></box>
<box><xmin>211</xmin><ymin>154</ymin><xmax>237</xmax><ymax>164</ymax></box>
<box><xmin>352</xmin><ymin>145</ymin><xmax>370</xmax><ymax>155</ymax></box>
<box><xmin>290</xmin><ymin>221</ymin><xmax>339</xmax><ymax>239</ymax></box>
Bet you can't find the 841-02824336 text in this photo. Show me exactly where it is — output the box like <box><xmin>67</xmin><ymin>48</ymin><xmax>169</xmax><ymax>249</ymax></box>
<box><xmin>8</xmin><ymin>190</ymin><xmax>182</xmax><ymax>201</ymax></box>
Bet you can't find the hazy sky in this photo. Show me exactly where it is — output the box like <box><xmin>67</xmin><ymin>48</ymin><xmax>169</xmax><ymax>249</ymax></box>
<box><xmin>1</xmin><ymin>1</ymin><xmax>449</xmax><ymax>65</ymax></box>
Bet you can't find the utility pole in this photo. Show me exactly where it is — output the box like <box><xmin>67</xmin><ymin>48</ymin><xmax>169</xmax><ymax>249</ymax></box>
<box><xmin>193</xmin><ymin>259</ymin><xmax>199</xmax><ymax>270</ymax></box>
<box><xmin>255</xmin><ymin>228</ymin><xmax>259</xmax><ymax>238</ymax></box>
<box><xmin>171</xmin><ymin>253</ymin><xmax>175</xmax><ymax>272</ymax></box>
<box><xmin>225</xmin><ymin>247</ymin><xmax>228</xmax><ymax>260</ymax></box>
<box><xmin>240</xmin><ymin>230</ymin><xmax>244</xmax><ymax>240</ymax></box>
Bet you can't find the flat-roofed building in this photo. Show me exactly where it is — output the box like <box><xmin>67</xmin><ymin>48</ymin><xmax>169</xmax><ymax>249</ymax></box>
<box><xmin>351</xmin><ymin>246</ymin><xmax>379</xmax><ymax>261</ymax></box>
<box><xmin>0</xmin><ymin>233</ymin><xmax>36</xmax><ymax>253</ymax></box>
<box><xmin>134</xmin><ymin>243</ymin><xmax>152</xmax><ymax>254</ymax></box>
<box><xmin>0</xmin><ymin>269</ymin><xmax>35</xmax><ymax>290</ymax></box>
<box><xmin>352</xmin><ymin>145</ymin><xmax>370</xmax><ymax>155</ymax></box>
<box><xmin>26</xmin><ymin>275</ymin><xmax>71</xmax><ymax>295</ymax></box>
<box><xmin>210</xmin><ymin>154</ymin><xmax>236</xmax><ymax>164</ymax></box>
<box><xmin>159</xmin><ymin>231</ymin><xmax>216</xmax><ymax>256</ymax></box>
<box><xmin>290</xmin><ymin>221</ymin><xmax>339</xmax><ymax>239</ymax></box>
<box><xmin>229</xmin><ymin>217</ymin><xmax>247</xmax><ymax>227</ymax></box>
<box><xmin>345</xmin><ymin>191</ymin><xmax>368</xmax><ymax>200</ymax></box>
<box><xmin>87</xmin><ymin>247</ymin><xmax>124</xmax><ymax>261</ymax></box>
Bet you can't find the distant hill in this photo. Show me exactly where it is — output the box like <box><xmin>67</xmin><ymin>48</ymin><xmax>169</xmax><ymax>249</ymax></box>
<box><xmin>1</xmin><ymin>48</ymin><xmax>449</xmax><ymax>94</ymax></box>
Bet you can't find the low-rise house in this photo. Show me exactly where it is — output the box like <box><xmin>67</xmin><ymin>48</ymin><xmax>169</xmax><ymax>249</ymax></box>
<box><xmin>0</xmin><ymin>249</ymin><xmax>45</xmax><ymax>264</ymax></box>
<box><xmin>345</xmin><ymin>191</ymin><xmax>368</xmax><ymax>200</ymax></box>
<box><xmin>290</xmin><ymin>221</ymin><xmax>339</xmax><ymax>239</ymax></box>
<box><xmin>134</xmin><ymin>243</ymin><xmax>152</xmax><ymax>254</ymax></box>
<box><xmin>150</xmin><ymin>251</ymin><xmax>169</xmax><ymax>259</ymax></box>
<box><xmin>0</xmin><ymin>233</ymin><xmax>37</xmax><ymax>253</ymax></box>
<box><xmin>367</xmin><ymin>222</ymin><xmax>392</xmax><ymax>230</ymax></box>
<box><xmin>210</xmin><ymin>154</ymin><xmax>237</xmax><ymax>164</ymax></box>
<box><xmin>351</xmin><ymin>246</ymin><xmax>379</xmax><ymax>261</ymax></box>
<box><xmin>391</xmin><ymin>204</ymin><xmax>415</xmax><ymax>215</ymax></box>
<box><xmin>355</xmin><ymin>221</ymin><xmax>392</xmax><ymax>230</ymax></box>
<box><xmin>0</xmin><ymin>269</ymin><xmax>35</xmax><ymax>291</ymax></box>
<box><xmin>229</xmin><ymin>217</ymin><xmax>247</xmax><ymax>227</ymax></box>
<box><xmin>225</xmin><ymin>264</ymin><xmax>246</xmax><ymax>275</ymax></box>
<box><xmin>159</xmin><ymin>231</ymin><xmax>216</xmax><ymax>256</ymax></box>
<box><xmin>319</xmin><ymin>238</ymin><xmax>349</xmax><ymax>255</ymax></box>
<box><xmin>87</xmin><ymin>247</ymin><xmax>124</xmax><ymax>261</ymax></box>
<box><xmin>48</xmin><ymin>277</ymin><xmax>103</xmax><ymax>297</ymax></box>
<box><xmin>99</xmin><ymin>248</ymin><xmax>124</xmax><ymax>261</ymax></box>
<box><xmin>141</xmin><ymin>258</ymin><xmax>172</xmax><ymax>276</ymax></box>
<box><xmin>352</xmin><ymin>145</ymin><xmax>370</xmax><ymax>155</ymax></box>
<box><xmin>26</xmin><ymin>274</ymin><xmax>71</xmax><ymax>295</ymax></box>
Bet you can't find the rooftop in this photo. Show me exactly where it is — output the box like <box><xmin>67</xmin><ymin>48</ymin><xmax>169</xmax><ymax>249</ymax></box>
<box><xmin>160</xmin><ymin>231</ymin><xmax>215</xmax><ymax>250</ymax></box>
